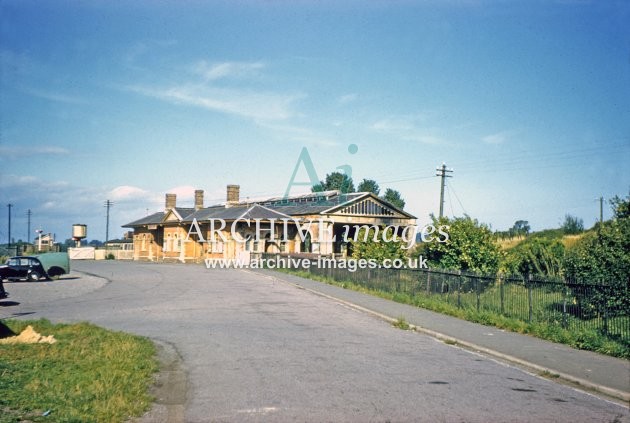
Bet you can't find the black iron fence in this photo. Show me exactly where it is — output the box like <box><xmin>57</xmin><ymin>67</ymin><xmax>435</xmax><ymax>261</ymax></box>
<box><xmin>259</xmin><ymin>254</ymin><xmax>629</xmax><ymax>344</ymax></box>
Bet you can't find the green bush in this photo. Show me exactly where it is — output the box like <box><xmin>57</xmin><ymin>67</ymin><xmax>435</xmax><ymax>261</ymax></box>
<box><xmin>564</xmin><ymin>217</ymin><xmax>630</xmax><ymax>319</ymax></box>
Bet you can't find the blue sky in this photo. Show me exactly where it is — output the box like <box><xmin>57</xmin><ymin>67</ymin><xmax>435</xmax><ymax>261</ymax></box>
<box><xmin>1</xmin><ymin>0</ymin><xmax>629</xmax><ymax>243</ymax></box>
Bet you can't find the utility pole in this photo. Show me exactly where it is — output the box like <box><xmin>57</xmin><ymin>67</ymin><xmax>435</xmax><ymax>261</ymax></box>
<box><xmin>435</xmin><ymin>163</ymin><xmax>453</xmax><ymax>218</ymax></box>
<box><xmin>104</xmin><ymin>200</ymin><xmax>113</xmax><ymax>245</ymax></box>
<box><xmin>599</xmin><ymin>196</ymin><xmax>604</xmax><ymax>224</ymax></box>
<box><xmin>27</xmin><ymin>209</ymin><xmax>32</xmax><ymax>244</ymax></box>
<box><xmin>7</xmin><ymin>204</ymin><xmax>13</xmax><ymax>250</ymax></box>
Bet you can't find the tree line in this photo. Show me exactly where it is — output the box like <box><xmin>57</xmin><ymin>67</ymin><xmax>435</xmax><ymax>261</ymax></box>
<box><xmin>312</xmin><ymin>171</ymin><xmax>406</xmax><ymax>210</ymax></box>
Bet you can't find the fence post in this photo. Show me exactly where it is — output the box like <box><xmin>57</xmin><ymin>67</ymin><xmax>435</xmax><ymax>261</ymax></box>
<box><xmin>527</xmin><ymin>274</ymin><xmax>533</xmax><ymax>323</ymax></box>
<box><xmin>426</xmin><ymin>271</ymin><xmax>431</xmax><ymax>295</ymax></box>
<box><xmin>601</xmin><ymin>283</ymin><xmax>609</xmax><ymax>335</ymax></box>
<box><xmin>499</xmin><ymin>274</ymin><xmax>505</xmax><ymax>315</ymax></box>
<box><xmin>457</xmin><ymin>271</ymin><xmax>461</xmax><ymax>309</ymax></box>
<box><xmin>562</xmin><ymin>284</ymin><xmax>568</xmax><ymax>329</ymax></box>
<box><xmin>475</xmin><ymin>276</ymin><xmax>480</xmax><ymax>312</ymax></box>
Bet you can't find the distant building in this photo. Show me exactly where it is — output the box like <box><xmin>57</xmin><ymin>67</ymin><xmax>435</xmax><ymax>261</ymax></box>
<box><xmin>123</xmin><ymin>185</ymin><xmax>416</xmax><ymax>263</ymax></box>
<box><xmin>34</xmin><ymin>233</ymin><xmax>58</xmax><ymax>253</ymax></box>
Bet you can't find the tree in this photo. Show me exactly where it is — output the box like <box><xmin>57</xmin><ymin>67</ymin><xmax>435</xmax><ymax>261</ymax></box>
<box><xmin>357</xmin><ymin>179</ymin><xmax>380</xmax><ymax>195</ymax></box>
<box><xmin>502</xmin><ymin>237</ymin><xmax>565</xmax><ymax>277</ymax></box>
<box><xmin>419</xmin><ymin>215</ymin><xmax>501</xmax><ymax>274</ymax></box>
<box><xmin>311</xmin><ymin>171</ymin><xmax>355</xmax><ymax>193</ymax></box>
<box><xmin>563</xmin><ymin>217</ymin><xmax>630</xmax><ymax>318</ymax></box>
<box><xmin>351</xmin><ymin>226</ymin><xmax>407</xmax><ymax>262</ymax></box>
<box><xmin>510</xmin><ymin>220</ymin><xmax>530</xmax><ymax>237</ymax></box>
<box><xmin>561</xmin><ymin>214</ymin><xmax>584</xmax><ymax>235</ymax></box>
<box><xmin>610</xmin><ymin>192</ymin><xmax>630</xmax><ymax>219</ymax></box>
<box><xmin>381</xmin><ymin>188</ymin><xmax>405</xmax><ymax>210</ymax></box>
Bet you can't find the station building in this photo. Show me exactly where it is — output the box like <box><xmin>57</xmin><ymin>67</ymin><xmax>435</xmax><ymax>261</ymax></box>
<box><xmin>123</xmin><ymin>185</ymin><xmax>416</xmax><ymax>263</ymax></box>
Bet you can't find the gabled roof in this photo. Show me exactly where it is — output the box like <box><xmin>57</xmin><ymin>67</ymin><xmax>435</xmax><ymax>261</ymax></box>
<box><xmin>321</xmin><ymin>192</ymin><xmax>415</xmax><ymax>219</ymax></box>
<box><xmin>183</xmin><ymin>203</ymin><xmax>291</xmax><ymax>223</ymax></box>
<box><xmin>123</xmin><ymin>190</ymin><xmax>415</xmax><ymax>229</ymax></box>
<box><xmin>123</xmin><ymin>212</ymin><xmax>165</xmax><ymax>228</ymax></box>
<box><xmin>123</xmin><ymin>208</ymin><xmax>195</xmax><ymax>228</ymax></box>
<box><xmin>262</xmin><ymin>192</ymin><xmax>367</xmax><ymax>215</ymax></box>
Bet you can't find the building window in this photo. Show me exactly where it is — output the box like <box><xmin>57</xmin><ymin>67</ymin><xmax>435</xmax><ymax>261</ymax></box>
<box><xmin>301</xmin><ymin>232</ymin><xmax>312</xmax><ymax>253</ymax></box>
<box><xmin>164</xmin><ymin>234</ymin><xmax>171</xmax><ymax>252</ymax></box>
<box><xmin>209</xmin><ymin>241</ymin><xmax>224</xmax><ymax>253</ymax></box>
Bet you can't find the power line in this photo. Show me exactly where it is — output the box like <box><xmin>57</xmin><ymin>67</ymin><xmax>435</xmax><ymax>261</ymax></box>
<box><xmin>448</xmin><ymin>182</ymin><xmax>468</xmax><ymax>216</ymax></box>
<box><xmin>446</xmin><ymin>183</ymin><xmax>455</xmax><ymax>217</ymax></box>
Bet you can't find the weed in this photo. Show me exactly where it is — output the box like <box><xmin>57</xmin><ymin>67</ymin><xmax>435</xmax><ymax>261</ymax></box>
<box><xmin>392</xmin><ymin>317</ymin><xmax>410</xmax><ymax>330</ymax></box>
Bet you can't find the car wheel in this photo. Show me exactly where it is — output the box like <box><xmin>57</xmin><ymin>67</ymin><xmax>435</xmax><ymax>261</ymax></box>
<box><xmin>28</xmin><ymin>271</ymin><xmax>41</xmax><ymax>282</ymax></box>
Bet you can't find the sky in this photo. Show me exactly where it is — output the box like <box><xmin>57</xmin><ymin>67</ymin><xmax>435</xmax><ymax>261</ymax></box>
<box><xmin>1</xmin><ymin>0</ymin><xmax>629</xmax><ymax>244</ymax></box>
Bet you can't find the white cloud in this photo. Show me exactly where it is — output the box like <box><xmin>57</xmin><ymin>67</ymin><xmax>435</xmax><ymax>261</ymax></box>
<box><xmin>128</xmin><ymin>84</ymin><xmax>299</xmax><ymax>121</ymax></box>
<box><xmin>338</xmin><ymin>93</ymin><xmax>358</xmax><ymax>104</ymax></box>
<box><xmin>126</xmin><ymin>58</ymin><xmax>301</xmax><ymax>122</ymax></box>
<box><xmin>256</xmin><ymin>121</ymin><xmax>340</xmax><ymax>147</ymax></box>
<box><xmin>193</xmin><ymin>60</ymin><xmax>265</xmax><ymax>81</ymax></box>
<box><xmin>109</xmin><ymin>185</ymin><xmax>151</xmax><ymax>201</ymax></box>
<box><xmin>0</xmin><ymin>175</ymin><xmax>168</xmax><ymax>241</ymax></box>
<box><xmin>22</xmin><ymin>87</ymin><xmax>88</xmax><ymax>104</ymax></box>
<box><xmin>0</xmin><ymin>145</ymin><xmax>71</xmax><ymax>160</ymax></box>
<box><xmin>370</xmin><ymin>115</ymin><xmax>447</xmax><ymax>145</ymax></box>
<box><xmin>482</xmin><ymin>130</ymin><xmax>515</xmax><ymax>145</ymax></box>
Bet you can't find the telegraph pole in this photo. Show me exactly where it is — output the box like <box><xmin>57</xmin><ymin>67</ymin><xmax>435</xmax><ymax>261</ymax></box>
<box><xmin>435</xmin><ymin>163</ymin><xmax>453</xmax><ymax>218</ymax></box>
<box><xmin>7</xmin><ymin>204</ymin><xmax>13</xmax><ymax>250</ymax></box>
<box><xmin>27</xmin><ymin>209</ymin><xmax>32</xmax><ymax>244</ymax></box>
<box><xmin>104</xmin><ymin>200</ymin><xmax>113</xmax><ymax>245</ymax></box>
<box><xmin>599</xmin><ymin>196</ymin><xmax>604</xmax><ymax>224</ymax></box>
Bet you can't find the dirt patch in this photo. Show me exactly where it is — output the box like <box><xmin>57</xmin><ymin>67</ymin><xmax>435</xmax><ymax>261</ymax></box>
<box><xmin>0</xmin><ymin>325</ymin><xmax>56</xmax><ymax>345</ymax></box>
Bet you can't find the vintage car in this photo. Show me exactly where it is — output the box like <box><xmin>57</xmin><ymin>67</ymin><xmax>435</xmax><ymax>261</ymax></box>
<box><xmin>0</xmin><ymin>253</ymin><xmax>70</xmax><ymax>282</ymax></box>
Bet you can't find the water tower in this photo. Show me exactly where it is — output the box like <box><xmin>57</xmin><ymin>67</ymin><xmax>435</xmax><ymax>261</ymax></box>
<box><xmin>72</xmin><ymin>224</ymin><xmax>87</xmax><ymax>247</ymax></box>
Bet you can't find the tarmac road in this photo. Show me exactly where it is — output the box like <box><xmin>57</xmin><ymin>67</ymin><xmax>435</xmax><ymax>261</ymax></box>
<box><xmin>1</xmin><ymin>260</ymin><xmax>627</xmax><ymax>422</ymax></box>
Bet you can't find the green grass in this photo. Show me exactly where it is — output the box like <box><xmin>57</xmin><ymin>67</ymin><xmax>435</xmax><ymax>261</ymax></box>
<box><xmin>280</xmin><ymin>269</ymin><xmax>629</xmax><ymax>359</ymax></box>
<box><xmin>0</xmin><ymin>319</ymin><xmax>158</xmax><ymax>423</ymax></box>
<box><xmin>392</xmin><ymin>317</ymin><xmax>411</xmax><ymax>330</ymax></box>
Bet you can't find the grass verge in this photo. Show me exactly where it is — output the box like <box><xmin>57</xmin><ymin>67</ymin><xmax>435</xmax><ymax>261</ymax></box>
<box><xmin>0</xmin><ymin>319</ymin><xmax>158</xmax><ymax>423</ymax></box>
<box><xmin>278</xmin><ymin>269</ymin><xmax>629</xmax><ymax>359</ymax></box>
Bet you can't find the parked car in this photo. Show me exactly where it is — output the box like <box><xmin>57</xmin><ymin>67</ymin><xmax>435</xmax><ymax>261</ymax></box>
<box><xmin>0</xmin><ymin>253</ymin><xmax>70</xmax><ymax>282</ymax></box>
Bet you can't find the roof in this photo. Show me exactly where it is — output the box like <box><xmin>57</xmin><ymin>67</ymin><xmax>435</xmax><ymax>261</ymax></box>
<box><xmin>122</xmin><ymin>212</ymin><xmax>165</xmax><ymax>227</ymax></box>
<box><xmin>122</xmin><ymin>207</ymin><xmax>196</xmax><ymax>228</ymax></box>
<box><xmin>104</xmin><ymin>238</ymin><xmax>133</xmax><ymax>244</ymax></box>
<box><xmin>184</xmin><ymin>203</ymin><xmax>291</xmax><ymax>223</ymax></box>
<box><xmin>123</xmin><ymin>190</ymin><xmax>415</xmax><ymax>228</ymax></box>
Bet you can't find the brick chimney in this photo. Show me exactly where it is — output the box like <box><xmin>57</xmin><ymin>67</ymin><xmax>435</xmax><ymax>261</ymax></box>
<box><xmin>165</xmin><ymin>193</ymin><xmax>176</xmax><ymax>212</ymax></box>
<box><xmin>194</xmin><ymin>189</ymin><xmax>204</xmax><ymax>211</ymax></box>
<box><xmin>226</xmin><ymin>185</ymin><xmax>240</xmax><ymax>206</ymax></box>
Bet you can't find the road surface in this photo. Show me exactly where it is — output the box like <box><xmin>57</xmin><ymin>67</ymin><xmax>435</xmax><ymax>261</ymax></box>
<box><xmin>1</xmin><ymin>261</ymin><xmax>627</xmax><ymax>422</ymax></box>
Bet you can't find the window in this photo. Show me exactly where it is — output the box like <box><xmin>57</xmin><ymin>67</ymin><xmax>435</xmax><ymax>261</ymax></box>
<box><xmin>209</xmin><ymin>241</ymin><xmax>224</xmax><ymax>253</ymax></box>
<box><xmin>163</xmin><ymin>234</ymin><xmax>171</xmax><ymax>252</ymax></box>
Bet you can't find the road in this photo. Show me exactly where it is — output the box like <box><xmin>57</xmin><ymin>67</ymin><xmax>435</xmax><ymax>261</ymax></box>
<box><xmin>1</xmin><ymin>261</ymin><xmax>627</xmax><ymax>422</ymax></box>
